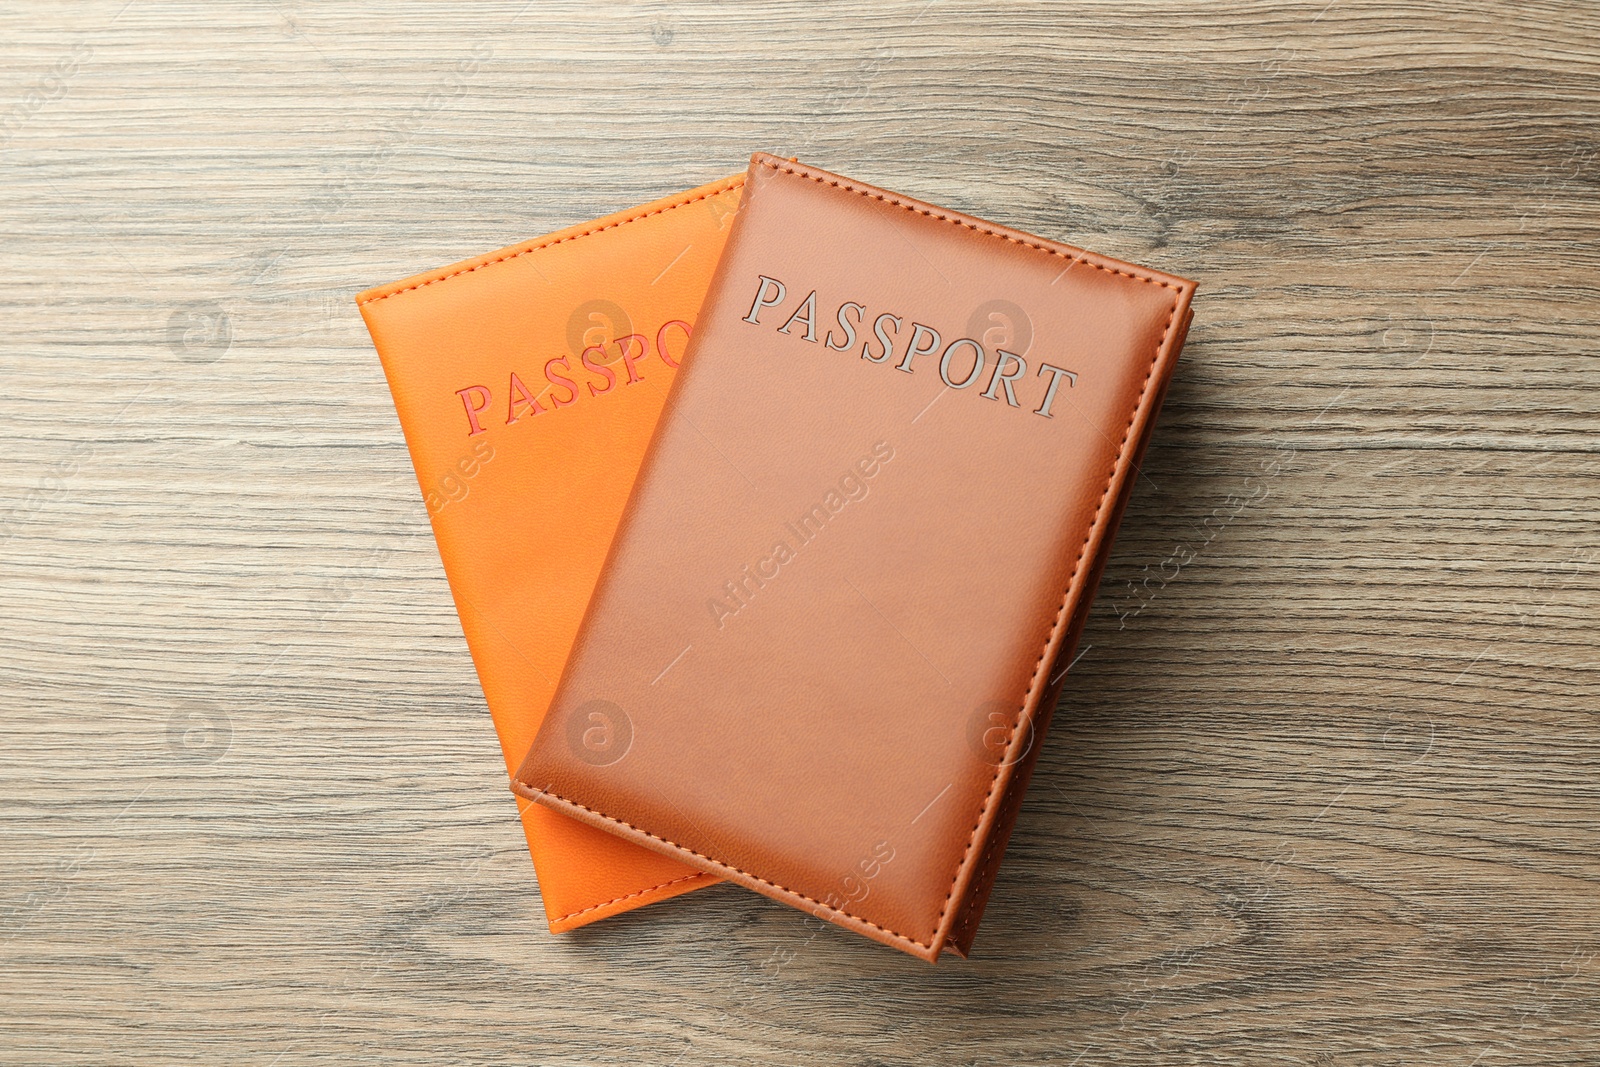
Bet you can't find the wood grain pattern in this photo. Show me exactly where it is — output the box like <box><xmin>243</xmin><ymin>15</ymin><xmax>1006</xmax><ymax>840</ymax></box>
<box><xmin>2</xmin><ymin>1</ymin><xmax>1597</xmax><ymax>1063</ymax></box>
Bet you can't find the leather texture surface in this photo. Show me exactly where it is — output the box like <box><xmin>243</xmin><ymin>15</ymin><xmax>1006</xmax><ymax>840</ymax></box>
<box><xmin>514</xmin><ymin>153</ymin><xmax>1196</xmax><ymax>960</ymax></box>
<box><xmin>357</xmin><ymin>174</ymin><xmax>743</xmax><ymax>931</ymax></box>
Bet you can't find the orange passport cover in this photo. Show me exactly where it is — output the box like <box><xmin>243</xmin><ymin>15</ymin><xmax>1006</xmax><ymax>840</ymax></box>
<box><xmin>356</xmin><ymin>174</ymin><xmax>742</xmax><ymax>930</ymax></box>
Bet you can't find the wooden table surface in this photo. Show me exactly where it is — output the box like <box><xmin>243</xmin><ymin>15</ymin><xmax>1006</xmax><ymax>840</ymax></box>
<box><xmin>3</xmin><ymin>2</ymin><xmax>1597</xmax><ymax>1063</ymax></box>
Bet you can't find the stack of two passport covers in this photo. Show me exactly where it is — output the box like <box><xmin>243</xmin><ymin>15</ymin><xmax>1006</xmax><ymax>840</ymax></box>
<box><xmin>357</xmin><ymin>153</ymin><xmax>1195</xmax><ymax>960</ymax></box>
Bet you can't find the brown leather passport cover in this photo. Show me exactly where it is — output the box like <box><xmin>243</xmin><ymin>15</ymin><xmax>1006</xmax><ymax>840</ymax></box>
<box><xmin>513</xmin><ymin>153</ymin><xmax>1196</xmax><ymax>960</ymax></box>
<box><xmin>357</xmin><ymin>174</ymin><xmax>743</xmax><ymax>931</ymax></box>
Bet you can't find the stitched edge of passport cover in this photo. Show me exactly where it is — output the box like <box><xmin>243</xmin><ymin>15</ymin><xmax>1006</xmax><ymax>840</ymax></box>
<box><xmin>946</xmin><ymin>304</ymin><xmax>1191</xmax><ymax>957</ymax></box>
